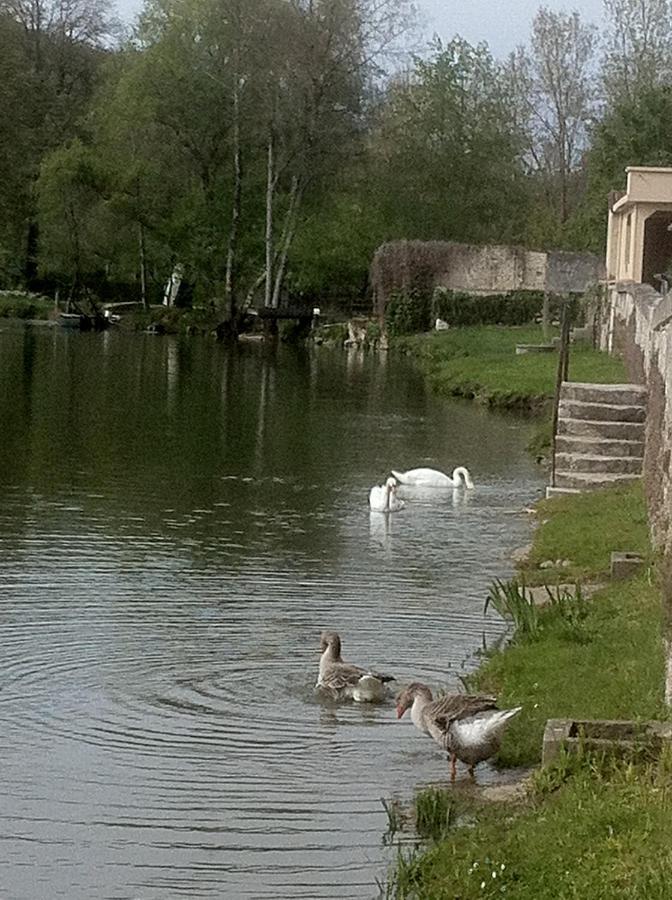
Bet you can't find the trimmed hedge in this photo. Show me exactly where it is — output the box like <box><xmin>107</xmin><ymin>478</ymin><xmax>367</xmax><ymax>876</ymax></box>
<box><xmin>385</xmin><ymin>288</ymin><xmax>582</xmax><ymax>335</ymax></box>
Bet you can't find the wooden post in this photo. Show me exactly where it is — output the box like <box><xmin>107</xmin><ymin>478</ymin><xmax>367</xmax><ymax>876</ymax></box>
<box><xmin>542</xmin><ymin>292</ymin><xmax>550</xmax><ymax>341</ymax></box>
<box><xmin>550</xmin><ymin>302</ymin><xmax>572</xmax><ymax>488</ymax></box>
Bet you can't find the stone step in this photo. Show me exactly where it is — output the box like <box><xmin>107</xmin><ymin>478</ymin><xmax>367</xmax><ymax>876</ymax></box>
<box><xmin>560</xmin><ymin>381</ymin><xmax>647</xmax><ymax>406</ymax></box>
<box><xmin>555</xmin><ymin>435</ymin><xmax>644</xmax><ymax>458</ymax></box>
<box><xmin>553</xmin><ymin>471</ymin><xmax>641</xmax><ymax>490</ymax></box>
<box><xmin>557</xmin><ymin>418</ymin><xmax>645</xmax><ymax>440</ymax></box>
<box><xmin>555</xmin><ymin>453</ymin><xmax>643</xmax><ymax>474</ymax></box>
<box><xmin>558</xmin><ymin>399</ymin><xmax>646</xmax><ymax>423</ymax></box>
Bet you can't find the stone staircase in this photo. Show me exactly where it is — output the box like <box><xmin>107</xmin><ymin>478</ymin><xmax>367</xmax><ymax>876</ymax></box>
<box><xmin>551</xmin><ymin>382</ymin><xmax>647</xmax><ymax>492</ymax></box>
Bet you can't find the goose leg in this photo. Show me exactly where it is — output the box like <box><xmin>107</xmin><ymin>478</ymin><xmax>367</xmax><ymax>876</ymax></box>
<box><xmin>468</xmin><ymin>765</ymin><xmax>475</xmax><ymax>781</ymax></box>
<box><xmin>450</xmin><ymin>754</ymin><xmax>457</xmax><ymax>783</ymax></box>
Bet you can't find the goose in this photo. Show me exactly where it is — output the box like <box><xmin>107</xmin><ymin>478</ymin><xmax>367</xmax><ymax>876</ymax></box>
<box><xmin>316</xmin><ymin>631</ymin><xmax>395</xmax><ymax>702</ymax></box>
<box><xmin>396</xmin><ymin>682</ymin><xmax>521</xmax><ymax>781</ymax></box>
<box><xmin>369</xmin><ymin>476</ymin><xmax>404</xmax><ymax>512</ymax></box>
<box><xmin>391</xmin><ymin>466</ymin><xmax>474</xmax><ymax>489</ymax></box>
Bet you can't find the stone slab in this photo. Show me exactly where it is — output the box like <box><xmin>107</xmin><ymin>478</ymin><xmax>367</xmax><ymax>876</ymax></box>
<box><xmin>558</xmin><ymin>400</ymin><xmax>646</xmax><ymax>423</ymax></box>
<box><xmin>559</xmin><ymin>382</ymin><xmax>647</xmax><ymax>406</ymax></box>
<box><xmin>542</xmin><ymin>718</ymin><xmax>672</xmax><ymax>767</ymax></box>
<box><xmin>554</xmin><ymin>471</ymin><xmax>641</xmax><ymax>490</ymax></box>
<box><xmin>555</xmin><ymin>436</ymin><xmax>644</xmax><ymax>458</ymax></box>
<box><xmin>555</xmin><ymin>453</ymin><xmax>643</xmax><ymax>474</ymax></box>
<box><xmin>557</xmin><ymin>418</ymin><xmax>645</xmax><ymax>440</ymax></box>
<box><xmin>610</xmin><ymin>551</ymin><xmax>645</xmax><ymax>579</ymax></box>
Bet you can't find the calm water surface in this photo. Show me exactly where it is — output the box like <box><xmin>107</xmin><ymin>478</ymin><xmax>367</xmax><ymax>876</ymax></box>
<box><xmin>0</xmin><ymin>323</ymin><xmax>544</xmax><ymax>899</ymax></box>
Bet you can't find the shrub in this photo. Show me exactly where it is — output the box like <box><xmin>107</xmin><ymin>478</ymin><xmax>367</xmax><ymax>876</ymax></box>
<box><xmin>385</xmin><ymin>288</ymin><xmax>432</xmax><ymax>335</ymax></box>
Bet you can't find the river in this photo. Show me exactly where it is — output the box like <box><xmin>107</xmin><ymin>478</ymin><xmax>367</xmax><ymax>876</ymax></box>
<box><xmin>0</xmin><ymin>323</ymin><xmax>544</xmax><ymax>899</ymax></box>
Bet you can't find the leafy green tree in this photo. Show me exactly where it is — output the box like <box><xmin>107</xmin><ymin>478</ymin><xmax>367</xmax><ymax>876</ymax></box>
<box><xmin>366</xmin><ymin>38</ymin><xmax>529</xmax><ymax>245</ymax></box>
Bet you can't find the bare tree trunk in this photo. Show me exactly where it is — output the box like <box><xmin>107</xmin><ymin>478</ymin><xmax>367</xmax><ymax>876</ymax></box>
<box><xmin>271</xmin><ymin>176</ymin><xmax>301</xmax><ymax>309</ymax></box>
<box><xmin>224</xmin><ymin>69</ymin><xmax>242</xmax><ymax>326</ymax></box>
<box><xmin>264</xmin><ymin>130</ymin><xmax>275</xmax><ymax>308</ymax></box>
<box><xmin>138</xmin><ymin>221</ymin><xmax>148</xmax><ymax>310</ymax></box>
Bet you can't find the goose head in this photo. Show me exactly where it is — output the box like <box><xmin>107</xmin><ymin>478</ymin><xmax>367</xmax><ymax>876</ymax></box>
<box><xmin>395</xmin><ymin>682</ymin><xmax>433</xmax><ymax>718</ymax></box>
<box><xmin>319</xmin><ymin>630</ymin><xmax>343</xmax><ymax>661</ymax></box>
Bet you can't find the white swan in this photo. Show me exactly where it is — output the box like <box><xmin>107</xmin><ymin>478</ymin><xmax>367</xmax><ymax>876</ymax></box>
<box><xmin>369</xmin><ymin>476</ymin><xmax>404</xmax><ymax>512</ymax></box>
<box><xmin>391</xmin><ymin>466</ymin><xmax>474</xmax><ymax>489</ymax></box>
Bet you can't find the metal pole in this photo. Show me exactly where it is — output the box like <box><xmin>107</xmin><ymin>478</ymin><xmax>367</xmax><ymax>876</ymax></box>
<box><xmin>550</xmin><ymin>302</ymin><xmax>571</xmax><ymax>488</ymax></box>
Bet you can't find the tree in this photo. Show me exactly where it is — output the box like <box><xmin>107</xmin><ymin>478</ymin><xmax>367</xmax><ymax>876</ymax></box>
<box><xmin>506</xmin><ymin>8</ymin><xmax>598</xmax><ymax>233</ymax></box>
<box><xmin>571</xmin><ymin>84</ymin><xmax>672</xmax><ymax>252</ymax></box>
<box><xmin>602</xmin><ymin>0</ymin><xmax>672</xmax><ymax>104</ymax></box>
<box><xmin>365</xmin><ymin>38</ymin><xmax>528</xmax><ymax>245</ymax></box>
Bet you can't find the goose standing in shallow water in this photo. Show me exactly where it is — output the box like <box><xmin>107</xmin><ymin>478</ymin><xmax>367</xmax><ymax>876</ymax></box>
<box><xmin>391</xmin><ymin>466</ymin><xmax>474</xmax><ymax>489</ymax></box>
<box><xmin>369</xmin><ymin>476</ymin><xmax>404</xmax><ymax>512</ymax></box>
<box><xmin>396</xmin><ymin>682</ymin><xmax>521</xmax><ymax>781</ymax></box>
<box><xmin>316</xmin><ymin>631</ymin><xmax>395</xmax><ymax>702</ymax></box>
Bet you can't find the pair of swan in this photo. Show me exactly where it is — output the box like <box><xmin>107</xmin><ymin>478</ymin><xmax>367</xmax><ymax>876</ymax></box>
<box><xmin>368</xmin><ymin>466</ymin><xmax>474</xmax><ymax>513</ymax></box>
<box><xmin>316</xmin><ymin>631</ymin><xmax>520</xmax><ymax>781</ymax></box>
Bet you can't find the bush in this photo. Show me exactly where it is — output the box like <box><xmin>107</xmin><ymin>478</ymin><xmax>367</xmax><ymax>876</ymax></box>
<box><xmin>0</xmin><ymin>291</ymin><xmax>53</xmax><ymax>319</ymax></box>
<box><xmin>385</xmin><ymin>288</ymin><xmax>432</xmax><ymax>335</ymax></box>
<box><xmin>435</xmin><ymin>289</ymin><xmax>586</xmax><ymax>328</ymax></box>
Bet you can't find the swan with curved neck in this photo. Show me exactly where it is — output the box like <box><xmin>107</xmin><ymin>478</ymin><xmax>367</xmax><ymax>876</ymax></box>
<box><xmin>391</xmin><ymin>466</ymin><xmax>474</xmax><ymax>489</ymax></box>
<box><xmin>369</xmin><ymin>476</ymin><xmax>404</xmax><ymax>512</ymax></box>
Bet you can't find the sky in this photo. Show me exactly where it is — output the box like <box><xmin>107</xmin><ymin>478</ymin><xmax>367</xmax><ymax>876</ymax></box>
<box><xmin>114</xmin><ymin>0</ymin><xmax>607</xmax><ymax>59</ymax></box>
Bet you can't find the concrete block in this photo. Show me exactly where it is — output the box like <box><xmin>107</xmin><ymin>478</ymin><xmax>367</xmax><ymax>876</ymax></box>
<box><xmin>515</xmin><ymin>343</ymin><xmax>555</xmax><ymax>355</ymax></box>
<box><xmin>545</xmin><ymin>486</ymin><xmax>581</xmax><ymax>498</ymax></box>
<box><xmin>542</xmin><ymin>718</ymin><xmax>672</xmax><ymax>767</ymax></box>
<box><xmin>610</xmin><ymin>551</ymin><xmax>645</xmax><ymax>579</ymax></box>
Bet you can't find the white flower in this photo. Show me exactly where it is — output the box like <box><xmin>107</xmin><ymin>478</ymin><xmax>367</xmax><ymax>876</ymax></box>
<box><xmin>480</xmin><ymin>881</ymin><xmax>486</xmax><ymax>889</ymax></box>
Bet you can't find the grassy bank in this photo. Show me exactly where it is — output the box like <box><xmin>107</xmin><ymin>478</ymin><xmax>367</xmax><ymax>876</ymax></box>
<box><xmin>394</xmin><ymin>326</ymin><xmax>626</xmax><ymax>411</ymax></box>
<box><xmin>0</xmin><ymin>291</ymin><xmax>53</xmax><ymax>319</ymax></box>
<box><xmin>386</xmin><ymin>482</ymin><xmax>669</xmax><ymax>899</ymax></box>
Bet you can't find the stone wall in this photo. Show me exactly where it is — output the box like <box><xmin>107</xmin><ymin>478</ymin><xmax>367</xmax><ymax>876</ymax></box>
<box><xmin>371</xmin><ymin>240</ymin><xmax>605</xmax><ymax>318</ymax></box>
<box><xmin>602</xmin><ymin>282</ymin><xmax>672</xmax><ymax>556</ymax></box>
<box><xmin>600</xmin><ymin>282</ymin><xmax>672</xmax><ymax>702</ymax></box>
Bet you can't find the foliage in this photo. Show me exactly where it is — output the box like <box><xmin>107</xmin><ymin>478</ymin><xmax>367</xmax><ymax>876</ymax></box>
<box><xmin>485</xmin><ymin>578</ymin><xmax>541</xmax><ymax>640</ymax></box>
<box><xmin>388</xmin><ymin>753</ymin><xmax>672</xmax><ymax>899</ymax></box>
<box><xmin>0</xmin><ymin>291</ymin><xmax>53</xmax><ymax>319</ymax></box>
<box><xmin>385</xmin><ymin>288</ymin><xmax>432</xmax><ymax>336</ymax></box>
<box><xmin>413</xmin><ymin>788</ymin><xmax>455</xmax><ymax>842</ymax></box>
<box><xmin>433</xmin><ymin>289</ymin><xmax>546</xmax><ymax>327</ymax></box>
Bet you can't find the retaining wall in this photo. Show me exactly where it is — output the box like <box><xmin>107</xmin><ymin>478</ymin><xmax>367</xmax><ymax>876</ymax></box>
<box><xmin>603</xmin><ymin>281</ymin><xmax>672</xmax><ymax>700</ymax></box>
<box><xmin>371</xmin><ymin>240</ymin><xmax>604</xmax><ymax>319</ymax></box>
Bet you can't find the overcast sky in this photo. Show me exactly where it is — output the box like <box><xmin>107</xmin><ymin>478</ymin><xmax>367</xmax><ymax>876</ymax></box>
<box><xmin>116</xmin><ymin>0</ymin><xmax>607</xmax><ymax>59</ymax></box>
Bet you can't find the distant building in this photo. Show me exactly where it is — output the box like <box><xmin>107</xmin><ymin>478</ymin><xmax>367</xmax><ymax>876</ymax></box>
<box><xmin>606</xmin><ymin>166</ymin><xmax>672</xmax><ymax>288</ymax></box>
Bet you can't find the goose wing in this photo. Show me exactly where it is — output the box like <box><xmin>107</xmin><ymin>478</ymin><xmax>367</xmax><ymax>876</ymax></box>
<box><xmin>431</xmin><ymin>693</ymin><xmax>498</xmax><ymax>727</ymax></box>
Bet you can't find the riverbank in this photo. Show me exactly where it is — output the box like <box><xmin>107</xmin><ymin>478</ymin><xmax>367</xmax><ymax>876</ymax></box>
<box><xmin>0</xmin><ymin>291</ymin><xmax>53</xmax><ymax>319</ymax></box>
<box><xmin>393</xmin><ymin>326</ymin><xmax>626</xmax><ymax>412</ymax></box>
<box><xmin>386</xmin><ymin>481</ymin><xmax>668</xmax><ymax>899</ymax></box>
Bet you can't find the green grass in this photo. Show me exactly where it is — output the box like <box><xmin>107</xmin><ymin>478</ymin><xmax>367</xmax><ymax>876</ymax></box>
<box><xmin>475</xmin><ymin>574</ymin><xmax>664</xmax><ymax>766</ymax></box>
<box><xmin>395</xmin><ymin>326</ymin><xmax>626</xmax><ymax>411</ymax></box>
<box><xmin>389</xmin><ymin>755</ymin><xmax>672</xmax><ymax>899</ymax></box>
<box><xmin>386</xmin><ymin>483</ymin><xmax>669</xmax><ymax>898</ymax></box>
<box><xmin>521</xmin><ymin>481</ymin><xmax>652</xmax><ymax>584</ymax></box>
